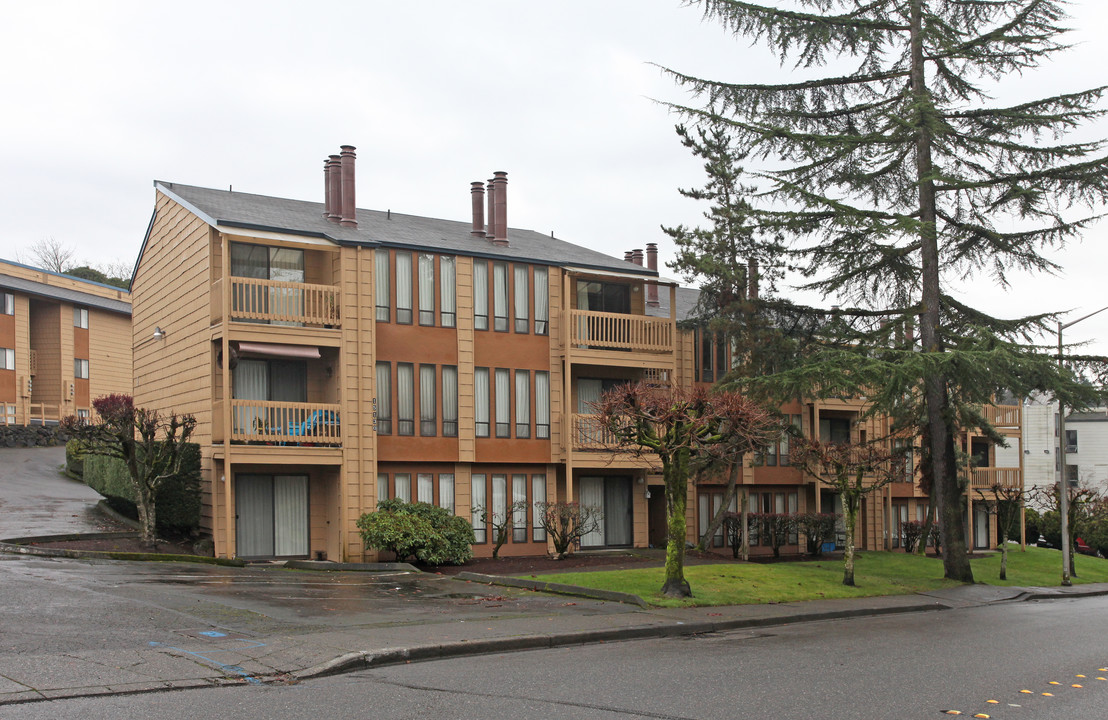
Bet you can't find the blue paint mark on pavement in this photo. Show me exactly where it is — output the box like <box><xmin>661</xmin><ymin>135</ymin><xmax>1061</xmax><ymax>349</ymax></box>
<box><xmin>149</xmin><ymin>639</ymin><xmax>267</xmax><ymax>684</ymax></box>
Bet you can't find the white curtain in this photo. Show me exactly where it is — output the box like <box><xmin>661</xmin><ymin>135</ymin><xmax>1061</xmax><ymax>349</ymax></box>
<box><xmin>273</xmin><ymin>475</ymin><xmax>308</xmax><ymax>557</ymax></box>
<box><xmin>420</xmin><ymin>364</ymin><xmax>436</xmax><ymax>435</ymax></box>
<box><xmin>377</xmin><ymin>473</ymin><xmax>389</xmax><ymax>503</ymax></box>
<box><xmin>495</xmin><ymin>368</ymin><xmax>510</xmax><ymax>436</ymax></box>
<box><xmin>514</xmin><ymin>265</ymin><xmax>529</xmax><ymax>332</ymax></box>
<box><xmin>417</xmin><ymin>473</ymin><xmax>434</xmax><ymax>503</ymax></box>
<box><xmin>233</xmin><ymin>359</ymin><xmax>268</xmax><ymax>435</ymax></box>
<box><xmin>605</xmin><ymin>479</ymin><xmax>631</xmax><ymax>546</ymax></box>
<box><xmin>472</xmin><ymin>474</ymin><xmax>486</xmax><ymax>542</ymax></box>
<box><xmin>418</xmin><ymin>254</ymin><xmax>435</xmax><ymax>325</ymax></box>
<box><xmin>532</xmin><ymin>475</ymin><xmax>546</xmax><ymax>541</ymax></box>
<box><xmin>492</xmin><ymin>475</ymin><xmax>507</xmax><ymax>525</ymax></box>
<box><xmin>396</xmin><ymin>251</ymin><xmax>412</xmax><ymax>322</ymax></box>
<box><xmin>375</xmin><ymin>249</ymin><xmax>390</xmax><ymax>321</ymax></box>
<box><xmin>439</xmin><ymin>474</ymin><xmax>455</xmax><ymax>513</ymax></box>
<box><xmin>577</xmin><ymin>378</ymin><xmax>603</xmax><ymax>444</ymax></box>
<box><xmin>515</xmin><ymin>370</ymin><xmax>529</xmax><ymax>438</ymax></box>
<box><xmin>395</xmin><ymin>473</ymin><xmax>411</xmax><ymax>502</ymax></box>
<box><xmin>440</xmin><ymin>256</ymin><xmax>456</xmax><ymax>327</ymax></box>
<box><xmin>397</xmin><ymin>364</ymin><xmax>414</xmax><ymax>434</ymax></box>
<box><xmin>235</xmin><ymin>474</ymin><xmax>274</xmax><ymax>557</ymax></box>
<box><xmin>375</xmin><ymin>362</ymin><xmax>391</xmax><ymax>432</ymax></box>
<box><xmin>473</xmin><ymin>261</ymin><xmax>488</xmax><ymax>330</ymax></box>
<box><xmin>475</xmin><ymin>368</ymin><xmax>490</xmax><ymax>437</ymax></box>
<box><xmin>535</xmin><ymin>371</ymin><xmax>550</xmax><ymax>439</ymax></box>
<box><xmin>534</xmin><ymin>267</ymin><xmax>548</xmax><ymax>334</ymax></box>
<box><xmin>512</xmin><ymin>474</ymin><xmax>527</xmax><ymax>541</ymax></box>
<box><xmin>442</xmin><ymin>366</ymin><xmax>458</xmax><ymax>436</ymax></box>
<box><xmin>579</xmin><ymin>477</ymin><xmax>605</xmax><ymax>547</ymax></box>
<box><xmin>493</xmin><ymin>262</ymin><xmax>508</xmax><ymax>330</ymax></box>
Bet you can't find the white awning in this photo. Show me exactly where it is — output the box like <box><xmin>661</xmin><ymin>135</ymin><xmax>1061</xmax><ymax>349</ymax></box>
<box><xmin>236</xmin><ymin>342</ymin><xmax>321</xmax><ymax>359</ymax></box>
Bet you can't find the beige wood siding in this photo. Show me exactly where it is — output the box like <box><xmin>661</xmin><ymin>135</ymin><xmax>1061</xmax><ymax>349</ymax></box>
<box><xmin>88</xmin><ymin>308</ymin><xmax>132</xmax><ymax>402</ymax></box>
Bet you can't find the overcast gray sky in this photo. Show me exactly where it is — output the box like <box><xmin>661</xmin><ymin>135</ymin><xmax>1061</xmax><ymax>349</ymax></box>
<box><xmin>2</xmin><ymin>1</ymin><xmax>1106</xmax><ymax>354</ymax></box>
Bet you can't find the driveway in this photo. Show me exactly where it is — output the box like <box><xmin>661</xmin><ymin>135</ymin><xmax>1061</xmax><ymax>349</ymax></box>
<box><xmin>0</xmin><ymin>446</ymin><xmax>110</xmax><ymax>538</ymax></box>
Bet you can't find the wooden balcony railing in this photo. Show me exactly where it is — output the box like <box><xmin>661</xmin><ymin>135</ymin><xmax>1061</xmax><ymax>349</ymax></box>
<box><xmin>569</xmin><ymin>310</ymin><xmax>673</xmax><ymax>353</ymax></box>
<box><xmin>982</xmin><ymin>404</ymin><xmax>1021</xmax><ymax>428</ymax></box>
<box><xmin>26</xmin><ymin>403</ymin><xmax>61</xmax><ymax>425</ymax></box>
<box><xmin>213</xmin><ymin>277</ymin><xmax>341</xmax><ymax>328</ymax></box>
<box><xmin>970</xmin><ymin>467</ymin><xmax>1021</xmax><ymax>490</ymax></box>
<box><xmin>224</xmin><ymin>400</ymin><xmax>342</xmax><ymax>446</ymax></box>
<box><xmin>572</xmin><ymin>414</ymin><xmax>622</xmax><ymax>451</ymax></box>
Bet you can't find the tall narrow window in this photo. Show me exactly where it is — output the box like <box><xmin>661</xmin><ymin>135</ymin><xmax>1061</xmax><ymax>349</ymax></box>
<box><xmin>532</xmin><ymin>475</ymin><xmax>547</xmax><ymax>541</ymax></box>
<box><xmin>442</xmin><ymin>365</ymin><xmax>458</xmax><ymax>437</ymax></box>
<box><xmin>535</xmin><ymin>371</ymin><xmax>550</xmax><ymax>439</ymax></box>
<box><xmin>534</xmin><ymin>267</ymin><xmax>548</xmax><ymax>335</ymax></box>
<box><xmin>397</xmin><ymin>363</ymin><xmax>414</xmax><ymax>435</ymax></box>
<box><xmin>515</xmin><ymin>370</ymin><xmax>530</xmax><ymax>438</ymax></box>
<box><xmin>418</xmin><ymin>254</ymin><xmax>435</xmax><ymax>325</ymax></box>
<box><xmin>472</xmin><ymin>474</ymin><xmax>487</xmax><ymax>543</ymax></box>
<box><xmin>495</xmin><ymin>368</ymin><xmax>510</xmax><ymax>438</ymax></box>
<box><xmin>375</xmin><ymin>362</ymin><xmax>391</xmax><ymax>434</ymax></box>
<box><xmin>493</xmin><ymin>262</ymin><xmax>508</xmax><ymax>331</ymax></box>
<box><xmin>377</xmin><ymin>473</ymin><xmax>389</xmax><ymax>502</ymax></box>
<box><xmin>419</xmin><ymin>364</ymin><xmax>436</xmax><ymax>436</ymax></box>
<box><xmin>395</xmin><ymin>251</ymin><xmax>413</xmax><ymax>324</ymax></box>
<box><xmin>375</xmin><ymin>249</ymin><xmax>390</xmax><ymax>322</ymax></box>
<box><xmin>417</xmin><ymin>473</ymin><xmax>434</xmax><ymax>503</ymax></box>
<box><xmin>716</xmin><ymin>334</ymin><xmax>727</xmax><ymax>374</ymax></box>
<box><xmin>394</xmin><ymin>473</ymin><xmax>411</xmax><ymax>502</ymax></box>
<box><xmin>74</xmin><ymin>359</ymin><xmax>89</xmax><ymax>379</ymax></box>
<box><xmin>492</xmin><ymin>475</ymin><xmax>507</xmax><ymax>535</ymax></box>
<box><xmin>513</xmin><ymin>265</ymin><xmax>529</xmax><ymax>333</ymax></box>
<box><xmin>475</xmin><ymin>368</ymin><xmax>490</xmax><ymax>437</ymax></box>
<box><xmin>512</xmin><ymin>474</ymin><xmax>528</xmax><ymax>542</ymax></box>
<box><xmin>440</xmin><ymin>256</ymin><xmax>456</xmax><ymax>327</ymax></box>
<box><xmin>439</xmin><ymin>473</ymin><xmax>455</xmax><ymax>513</ymax></box>
<box><xmin>1</xmin><ymin>292</ymin><xmax>13</xmax><ymax>315</ymax></box>
<box><xmin>700</xmin><ymin>331</ymin><xmax>713</xmax><ymax>382</ymax></box>
<box><xmin>474</xmin><ymin>261</ymin><xmax>488</xmax><ymax>330</ymax></box>
<box><xmin>74</xmin><ymin>307</ymin><xmax>88</xmax><ymax>328</ymax></box>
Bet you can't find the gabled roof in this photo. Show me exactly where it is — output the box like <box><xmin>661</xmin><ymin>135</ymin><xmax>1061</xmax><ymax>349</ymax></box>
<box><xmin>154</xmin><ymin>181</ymin><xmax>659</xmax><ymax>277</ymax></box>
<box><xmin>0</xmin><ymin>259</ymin><xmax>131</xmax><ymax>315</ymax></box>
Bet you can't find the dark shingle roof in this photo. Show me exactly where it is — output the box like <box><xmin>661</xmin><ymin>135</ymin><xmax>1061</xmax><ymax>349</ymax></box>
<box><xmin>157</xmin><ymin>182</ymin><xmax>658</xmax><ymax>277</ymax></box>
<box><xmin>646</xmin><ymin>285</ymin><xmax>701</xmax><ymax>321</ymax></box>
<box><xmin>0</xmin><ymin>262</ymin><xmax>131</xmax><ymax>316</ymax></box>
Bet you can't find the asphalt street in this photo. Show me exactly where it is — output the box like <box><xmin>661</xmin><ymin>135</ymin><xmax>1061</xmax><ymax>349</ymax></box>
<box><xmin>4</xmin><ymin>594</ymin><xmax>1107</xmax><ymax>720</ymax></box>
<box><xmin>0</xmin><ymin>446</ymin><xmax>107</xmax><ymax>537</ymax></box>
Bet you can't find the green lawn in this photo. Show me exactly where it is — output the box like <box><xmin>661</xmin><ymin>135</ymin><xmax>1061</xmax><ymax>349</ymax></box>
<box><xmin>527</xmin><ymin>546</ymin><xmax>1108</xmax><ymax>608</ymax></box>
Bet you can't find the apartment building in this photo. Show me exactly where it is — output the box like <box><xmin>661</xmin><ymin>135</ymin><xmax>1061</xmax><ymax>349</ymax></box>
<box><xmin>131</xmin><ymin>146</ymin><xmax>1022</xmax><ymax>561</ymax></box>
<box><xmin>677</xmin><ymin>300</ymin><xmax>1025</xmax><ymax>555</ymax></box>
<box><xmin>131</xmin><ymin>147</ymin><xmax>683</xmax><ymax>561</ymax></box>
<box><xmin>0</xmin><ymin>259</ymin><xmax>132</xmax><ymax>426</ymax></box>
<box><xmin>1024</xmin><ymin>395</ymin><xmax>1108</xmax><ymax>498</ymax></box>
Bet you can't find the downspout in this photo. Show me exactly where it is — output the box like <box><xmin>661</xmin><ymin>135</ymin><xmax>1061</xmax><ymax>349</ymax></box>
<box><xmin>221</xmin><ymin>231</ymin><xmax>234</xmax><ymax>559</ymax></box>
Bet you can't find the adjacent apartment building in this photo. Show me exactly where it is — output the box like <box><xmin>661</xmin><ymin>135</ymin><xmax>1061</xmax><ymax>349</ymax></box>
<box><xmin>0</xmin><ymin>259</ymin><xmax>132</xmax><ymax>426</ymax></box>
<box><xmin>131</xmin><ymin>146</ymin><xmax>1022</xmax><ymax>561</ymax></box>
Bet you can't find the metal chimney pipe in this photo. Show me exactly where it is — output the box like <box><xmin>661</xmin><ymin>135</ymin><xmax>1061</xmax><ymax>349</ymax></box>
<box><xmin>624</xmin><ymin>251</ymin><xmax>633</xmax><ymax>262</ymax></box>
<box><xmin>326</xmin><ymin>155</ymin><xmax>342</xmax><ymax>223</ymax></box>
<box><xmin>492</xmin><ymin>171</ymin><xmax>508</xmax><ymax>246</ymax></box>
<box><xmin>646</xmin><ymin>243</ymin><xmax>660</xmax><ymax>308</ymax></box>
<box><xmin>631</xmin><ymin>249</ymin><xmax>643</xmax><ymax>266</ymax></box>
<box><xmin>339</xmin><ymin>145</ymin><xmax>357</xmax><ymax>228</ymax></box>
<box><xmin>471</xmin><ymin>181</ymin><xmax>486</xmax><ymax>236</ymax></box>
<box><xmin>486</xmin><ymin>179</ymin><xmax>495</xmax><ymax>239</ymax></box>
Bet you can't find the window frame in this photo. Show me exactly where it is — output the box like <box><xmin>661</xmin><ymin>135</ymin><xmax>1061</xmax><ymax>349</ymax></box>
<box><xmin>474</xmin><ymin>261</ymin><xmax>489</xmax><ymax>331</ymax></box>
<box><xmin>375</xmin><ymin>362</ymin><xmax>391</xmax><ymax>435</ymax></box>
<box><xmin>419</xmin><ymin>364</ymin><xmax>436</xmax><ymax>436</ymax></box>
<box><xmin>0</xmin><ymin>348</ymin><xmax>13</xmax><ymax>370</ymax></box>
<box><xmin>514</xmin><ymin>369</ymin><xmax>530</xmax><ymax>438</ymax></box>
<box><xmin>442</xmin><ymin>365</ymin><xmax>458</xmax><ymax>437</ymax></box>
<box><xmin>397</xmin><ymin>362</ymin><xmax>414</xmax><ymax>436</ymax></box>
<box><xmin>535</xmin><ymin>371</ymin><xmax>550</xmax><ymax>439</ymax></box>
<box><xmin>475</xmin><ymin>367</ymin><xmax>490</xmax><ymax>438</ymax></box>
<box><xmin>440</xmin><ymin>255</ymin><xmax>456</xmax><ymax>327</ymax></box>
<box><xmin>74</xmin><ymin>358</ymin><xmax>89</xmax><ymax>379</ymax></box>
<box><xmin>74</xmin><ymin>306</ymin><xmax>89</xmax><ymax>329</ymax></box>
<box><xmin>395</xmin><ymin>251</ymin><xmax>413</xmax><ymax>324</ymax></box>
<box><xmin>494</xmin><ymin>368</ymin><xmax>511</xmax><ymax>438</ymax></box>
<box><xmin>1</xmin><ymin>292</ymin><xmax>13</xmax><ymax>315</ymax></box>
<box><xmin>533</xmin><ymin>267</ymin><xmax>548</xmax><ymax>335</ymax></box>
<box><xmin>492</xmin><ymin>262</ymin><xmax>509</xmax><ymax>332</ymax></box>
<box><xmin>418</xmin><ymin>253</ymin><xmax>435</xmax><ymax>326</ymax></box>
<box><xmin>513</xmin><ymin>264</ymin><xmax>529</xmax><ymax>333</ymax></box>
<box><xmin>375</xmin><ymin>248</ymin><xmax>390</xmax><ymax>322</ymax></box>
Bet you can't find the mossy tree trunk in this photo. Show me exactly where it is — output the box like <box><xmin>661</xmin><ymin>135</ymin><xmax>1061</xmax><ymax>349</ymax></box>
<box><xmin>662</xmin><ymin>448</ymin><xmax>692</xmax><ymax>598</ymax></box>
<box><xmin>841</xmin><ymin>491</ymin><xmax>859</xmax><ymax>587</ymax></box>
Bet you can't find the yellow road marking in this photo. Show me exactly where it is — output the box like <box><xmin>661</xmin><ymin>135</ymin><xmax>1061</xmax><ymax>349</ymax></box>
<box><xmin>1043</xmin><ymin>692</ymin><xmax>1054</xmax><ymax>696</ymax></box>
<box><xmin>1049</xmin><ymin>681</ymin><xmax>1062</xmax><ymax>685</ymax></box>
<box><xmin>1019</xmin><ymin>690</ymin><xmax>1033</xmax><ymax>694</ymax></box>
<box><xmin>1076</xmin><ymin>674</ymin><xmax>1087</xmax><ymax>678</ymax></box>
<box><xmin>1072</xmin><ymin>684</ymin><xmax>1083</xmax><ymax>688</ymax></box>
<box><xmin>986</xmin><ymin>700</ymin><xmax>999</xmax><ymax>704</ymax></box>
<box><xmin>973</xmin><ymin>714</ymin><xmax>990</xmax><ymax>719</ymax></box>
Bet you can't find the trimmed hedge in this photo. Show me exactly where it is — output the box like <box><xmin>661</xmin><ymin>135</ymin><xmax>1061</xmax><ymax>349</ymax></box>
<box><xmin>70</xmin><ymin>439</ymin><xmax>201</xmax><ymax>534</ymax></box>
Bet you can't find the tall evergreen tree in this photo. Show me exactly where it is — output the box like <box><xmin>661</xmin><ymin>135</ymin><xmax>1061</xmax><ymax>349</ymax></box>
<box><xmin>660</xmin><ymin>0</ymin><xmax>1108</xmax><ymax>581</ymax></box>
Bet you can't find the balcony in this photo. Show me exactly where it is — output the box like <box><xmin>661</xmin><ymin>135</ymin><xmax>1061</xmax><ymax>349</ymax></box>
<box><xmin>213</xmin><ymin>400</ymin><xmax>342</xmax><ymax>446</ymax></box>
<box><xmin>970</xmin><ymin>467</ymin><xmax>1021</xmax><ymax>490</ymax></box>
<box><xmin>568</xmin><ymin>310</ymin><xmax>674</xmax><ymax>367</ymax></box>
<box><xmin>982</xmin><ymin>404</ymin><xmax>1021</xmax><ymax>429</ymax></box>
<box><xmin>212</xmin><ymin>277</ymin><xmax>340</xmax><ymax>328</ymax></box>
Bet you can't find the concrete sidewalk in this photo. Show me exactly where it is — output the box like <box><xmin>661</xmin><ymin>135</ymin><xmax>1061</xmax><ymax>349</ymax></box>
<box><xmin>2</xmin><ymin>558</ymin><xmax>1104</xmax><ymax>706</ymax></box>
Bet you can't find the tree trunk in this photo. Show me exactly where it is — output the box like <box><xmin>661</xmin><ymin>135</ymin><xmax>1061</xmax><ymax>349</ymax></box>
<box><xmin>1000</xmin><ymin>537</ymin><xmax>1008</xmax><ymax>581</ymax></box>
<box><xmin>696</xmin><ymin>462</ymin><xmax>741</xmax><ymax>551</ymax></box>
<box><xmin>740</xmin><ymin>490</ymin><xmax>749</xmax><ymax>561</ymax></box>
<box><xmin>136</xmin><ymin>486</ymin><xmax>157</xmax><ymax>545</ymax></box>
<box><xmin>842</xmin><ymin>493</ymin><xmax>858</xmax><ymax>587</ymax></box>
<box><xmin>662</xmin><ymin>451</ymin><xmax>692</xmax><ymax>598</ymax></box>
<box><xmin>910</xmin><ymin>0</ymin><xmax>973</xmax><ymax>583</ymax></box>
<box><xmin>916</xmin><ymin>501</ymin><xmax>933</xmax><ymax>556</ymax></box>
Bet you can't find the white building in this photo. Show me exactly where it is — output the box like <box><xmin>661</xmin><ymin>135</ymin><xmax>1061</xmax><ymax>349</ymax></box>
<box><xmin>1023</xmin><ymin>396</ymin><xmax>1108</xmax><ymax>502</ymax></box>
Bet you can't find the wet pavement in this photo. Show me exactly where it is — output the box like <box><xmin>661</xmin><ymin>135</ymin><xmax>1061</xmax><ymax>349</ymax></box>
<box><xmin>2</xmin><ymin>446</ymin><xmax>1108</xmax><ymax>707</ymax></box>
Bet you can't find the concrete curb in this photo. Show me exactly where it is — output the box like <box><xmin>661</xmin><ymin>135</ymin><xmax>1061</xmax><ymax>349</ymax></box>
<box><xmin>0</xmin><ymin>532</ymin><xmax>245</xmax><ymax>567</ymax></box>
<box><xmin>455</xmin><ymin>571</ymin><xmax>650</xmax><ymax>607</ymax></box>
<box><xmin>294</xmin><ymin>600</ymin><xmax>950</xmax><ymax>680</ymax></box>
<box><xmin>284</xmin><ymin>560</ymin><xmax>420</xmax><ymax>573</ymax></box>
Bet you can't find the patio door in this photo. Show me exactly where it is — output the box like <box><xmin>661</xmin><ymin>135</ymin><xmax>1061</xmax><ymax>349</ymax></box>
<box><xmin>235</xmin><ymin>474</ymin><xmax>309</xmax><ymax>559</ymax></box>
<box><xmin>579</xmin><ymin>476</ymin><xmax>633</xmax><ymax>548</ymax></box>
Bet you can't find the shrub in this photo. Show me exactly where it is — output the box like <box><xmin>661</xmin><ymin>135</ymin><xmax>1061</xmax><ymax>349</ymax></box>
<box><xmin>535</xmin><ymin>501</ymin><xmax>603</xmax><ymax>559</ymax></box>
<box><xmin>901</xmin><ymin>520</ymin><xmax>926</xmax><ymax>553</ymax></box>
<box><xmin>1024</xmin><ymin>507</ymin><xmax>1042</xmax><ymax>543</ymax></box>
<box><xmin>796</xmin><ymin>512</ymin><xmax>837</xmax><ymax>556</ymax></box>
<box><xmin>65</xmin><ymin>438</ymin><xmax>86</xmax><ymax>477</ymax></box>
<box><xmin>749</xmin><ymin>512</ymin><xmax>796</xmax><ymax>558</ymax></box>
<box><xmin>723</xmin><ymin>512</ymin><xmax>743</xmax><ymax>558</ymax></box>
<box><xmin>357</xmin><ymin>499</ymin><xmax>473</xmax><ymax>565</ymax></box>
<box><xmin>80</xmin><ymin>442</ymin><xmax>201</xmax><ymax>534</ymax></box>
